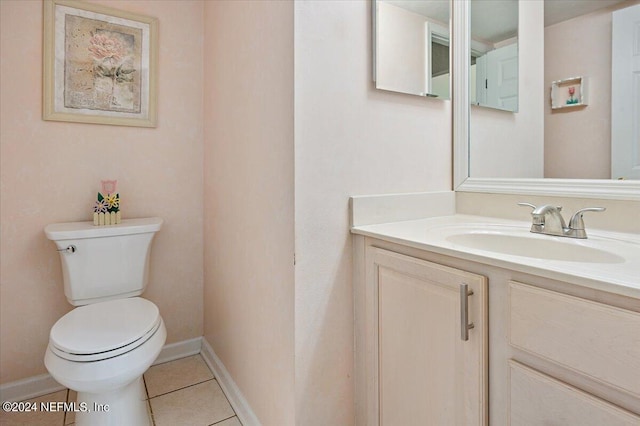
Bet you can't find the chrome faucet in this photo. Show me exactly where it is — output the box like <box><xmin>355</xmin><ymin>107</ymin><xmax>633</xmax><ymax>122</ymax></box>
<box><xmin>518</xmin><ymin>203</ymin><xmax>605</xmax><ymax>239</ymax></box>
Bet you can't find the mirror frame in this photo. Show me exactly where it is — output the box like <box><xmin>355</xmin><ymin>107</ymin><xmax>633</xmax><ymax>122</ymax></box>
<box><xmin>452</xmin><ymin>0</ymin><xmax>640</xmax><ymax>201</ymax></box>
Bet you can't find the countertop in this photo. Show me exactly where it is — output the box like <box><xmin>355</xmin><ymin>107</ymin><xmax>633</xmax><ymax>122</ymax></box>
<box><xmin>351</xmin><ymin>214</ymin><xmax>640</xmax><ymax>299</ymax></box>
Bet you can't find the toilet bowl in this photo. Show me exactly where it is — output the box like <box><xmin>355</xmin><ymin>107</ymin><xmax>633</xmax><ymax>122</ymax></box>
<box><xmin>44</xmin><ymin>218</ymin><xmax>165</xmax><ymax>426</ymax></box>
<box><xmin>44</xmin><ymin>297</ymin><xmax>166</xmax><ymax>426</ymax></box>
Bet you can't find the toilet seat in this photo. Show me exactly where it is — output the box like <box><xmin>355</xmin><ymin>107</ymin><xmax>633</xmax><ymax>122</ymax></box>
<box><xmin>49</xmin><ymin>297</ymin><xmax>161</xmax><ymax>362</ymax></box>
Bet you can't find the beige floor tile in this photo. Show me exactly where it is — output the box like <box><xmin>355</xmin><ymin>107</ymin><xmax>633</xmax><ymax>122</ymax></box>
<box><xmin>144</xmin><ymin>355</ymin><xmax>214</xmax><ymax>398</ymax></box>
<box><xmin>0</xmin><ymin>389</ymin><xmax>67</xmax><ymax>426</ymax></box>
<box><xmin>214</xmin><ymin>416</ymin><xmax>242</xmax><ymax>426</ymax></box>
<box><xmin>149</xmin><ymin>380</ymin><xmax>234</xmax><ymax>426</ymax></box>
<box><xmin>65</xmin><ymin>388</ymin><xmax>154</xmax><ymax>425</ymax></box>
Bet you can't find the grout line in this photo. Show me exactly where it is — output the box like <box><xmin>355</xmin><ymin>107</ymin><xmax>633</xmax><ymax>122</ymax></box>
<box><xmin>143</xmin><ymin>375</ymin><xmax>150</xmax><ymax>400</ymax></box>
<box><xmin>147</xmin><ymin>377</ymin><xmax>215</xmax><ymax>400</ymax></box>
<box><xmin>198</xmin><ymin>352</ymin><xmax>242</xmax><ymax>425</ymax></box>
<box><xmin>62</xmin><ymin>388</ymin><xmax>70</xmax><ymax>426</ymax></box>
<box><xmin>143</xmin><ymin>376</ymin><xmax>156</xmax><ymax>426</ymax></box>
<box><xmin>196</xmin><ymin>354</ymin><xmax>237</xmax><ymax>418</ymax></box>
<box><xmin>195</xmin><ymin>353</ymin><xmax>238</xmax><ymax>419</ymax></box>
<box><xmin>151</xmin><ymin>353</ymin><xmax>201</xmax><ymax>368</ymax></box>
<box><xmin>208</xmin><ymin>414</ymin><xmax>237</xmax><ymax>426</ymax></box>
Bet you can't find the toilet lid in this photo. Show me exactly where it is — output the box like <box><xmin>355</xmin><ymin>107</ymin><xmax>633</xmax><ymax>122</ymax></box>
<box><xmin>50</xmin><ymin>297</ymin><xmax>161</xmax><ymax>361</ymax></box>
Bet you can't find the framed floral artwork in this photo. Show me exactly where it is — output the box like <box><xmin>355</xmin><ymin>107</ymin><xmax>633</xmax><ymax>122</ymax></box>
<box><xmin>43</xmin><ymin>0</ymin><xmax>158</xmax><ymax>127</ymax></box>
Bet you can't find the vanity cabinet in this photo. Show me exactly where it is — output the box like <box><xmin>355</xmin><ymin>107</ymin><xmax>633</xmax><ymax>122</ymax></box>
<box><xmin>508</xmin><ymin>360</ymin><xmax>638</xmax><ymax>425</ymax></box>
<box><xmin>507</xmin><ymin>281</ymin><xmax>640</xmax><ymax>425</ymax></box>
<box><xmin>359</xmin><ymin>246</ymin><xmax>488</xmax><ymax>425</ymax></box>
<box><xmin>354</xmin><ymin>236</ymin><xmax>640</xmax><ymax>426</ymax></box>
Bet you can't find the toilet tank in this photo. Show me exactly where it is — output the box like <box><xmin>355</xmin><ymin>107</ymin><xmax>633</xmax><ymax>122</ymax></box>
<box><xmin>45</xmin><ymin>217</ymin><xmax>162</xmax><ymax>306</ymax></box>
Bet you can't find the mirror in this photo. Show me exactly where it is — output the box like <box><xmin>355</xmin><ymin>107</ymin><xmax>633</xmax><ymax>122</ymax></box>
<box><xmin>373</xmin><ymin>0</ymin><xmax>451</xmax><ymax>99</ymax></box>
<box><xmin>452</xmin><ymin>0</ymin><xmax>640</xmax><ymax>199</ymax></box>
<box><xmin>544</xmin><ymin>0</ymin><xmax>640</xmax><ymax>180</ymax></box>
<box><xmin>470</xmin><ymin>0</ymin><xmax>519</xmax><ymax>112</ymax></box>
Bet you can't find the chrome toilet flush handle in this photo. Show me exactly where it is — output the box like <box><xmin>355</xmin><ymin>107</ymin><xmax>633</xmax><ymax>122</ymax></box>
<box><xmin>57</xmin><ymin>245</ymin><xmax>76</xmax><ymax>254</ymax></box>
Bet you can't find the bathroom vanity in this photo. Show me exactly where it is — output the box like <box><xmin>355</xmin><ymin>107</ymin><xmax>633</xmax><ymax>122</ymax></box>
<box><xmin>352</xmin><ymin>215</ymin><xmax>640</xmax><ymax>425</ymax></box>
<box><xmin>362</xmin><ymin>0</ymin><xmax>640</xmax><ymax>422</ymax></box>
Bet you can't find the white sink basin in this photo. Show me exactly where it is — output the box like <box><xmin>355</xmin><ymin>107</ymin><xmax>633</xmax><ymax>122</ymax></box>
<box><xmin>352</xmin><ymin>214</ymin><xmax>640</xmax><ymax>297</ymax></box>
<box><xmin>446</xmin><ymin>232</ymin><xmax>626</xmax><ymax>264</ymax></box>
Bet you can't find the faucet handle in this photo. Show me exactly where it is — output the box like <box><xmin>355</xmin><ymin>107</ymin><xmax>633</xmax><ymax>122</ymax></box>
<box><xmin>569</xmin><ymin>207</ymin><xmax>606</xmax><ymax>230</ymax></box>
<box><xmin>518</xmin><ymin>203</ymin><xmax>542</xmax><ymax>228</ymax></box>
<box><xmin>517</xmin><ymin>202</ymin><xmax>537</xmax><ymax>211</ymax></box>
<box><xmin>518</xmin><ymin>202</ymin><xmax>563</xmax><ymax>212</ymax></box>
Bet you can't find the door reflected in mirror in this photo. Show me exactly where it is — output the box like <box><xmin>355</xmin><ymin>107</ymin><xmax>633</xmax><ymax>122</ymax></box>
<box><xmin>373</xmin><ymin>0</ymin><xmax>450</xmax><ymax>99</ymax></box>
<box><xmin>470</xmin><ymin>0</ymin><xmax>519</xmax><ymax>112</ymax></box>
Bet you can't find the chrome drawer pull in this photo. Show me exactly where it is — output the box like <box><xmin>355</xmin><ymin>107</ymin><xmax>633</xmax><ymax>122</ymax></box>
<box><xmin>460</xmin><ymin>283</ymin><xmax>475</xmax><ymax>341</ymax></box>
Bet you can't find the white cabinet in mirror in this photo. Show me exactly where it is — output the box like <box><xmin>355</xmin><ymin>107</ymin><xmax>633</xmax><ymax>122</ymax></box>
<box><xmin>452</xmin><ymin>0</ymin><xmax>640</xmax><ymax>200</ymax></box>
<box><xmin>470</xmin><ymin>0</ymin><xmax>519</xmax><ymax>112</ymax></box>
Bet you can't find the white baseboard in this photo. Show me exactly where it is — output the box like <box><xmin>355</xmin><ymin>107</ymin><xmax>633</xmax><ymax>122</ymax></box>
<box><xmin>153</xmin><ymin>336</ymin><xmax>202</xmax><ymax>365</ymax></box>
<box><xmin>201</xmin><ymin>338</ymin><xmax>261</xmax><ymax>426</ymax></box>
<box><xmin>0</xmin><ymin>337</ymin><xmax>203</xmax><ymax>403</ymax></box>
<box><xmin>0</xmin><ymin>374</ymin><xmax>65</xmax><ymax>403</ymax></box>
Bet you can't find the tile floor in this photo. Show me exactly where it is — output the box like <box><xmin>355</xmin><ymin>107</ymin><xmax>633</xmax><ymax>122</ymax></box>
<box><xmin>0</xmin><ymin>355</ymin><xmax>241</xmax><ymax>426</ymax></box>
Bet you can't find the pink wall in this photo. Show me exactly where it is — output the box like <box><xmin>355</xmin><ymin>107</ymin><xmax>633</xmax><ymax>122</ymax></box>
<box><xmin>544</xmin><ymin>0</ymin><xmax>640</xmax><ymax>179</ymax></box>
<box><xmin>2</xmin><ymin>2</ymin><xmax>452</xmax><ymax>424</ymax></box>
<box><xmin>202</xmin><ymin>1</ymin><xmax>451</xmax><ymax>424</ymax></box>
<box><xmin>544</xmin><ymin>5</ymin><xmax>612</xmax><ymax>178</ymax></box>
<box><xmin>202</xmin><ymin>1</ymin><xmax>295</xmax><ymax>425</ymax></box>
<box><xmin>0</xmin><ymin>0</ymin><xmax>204</xmax><ymax>384</ymax></box>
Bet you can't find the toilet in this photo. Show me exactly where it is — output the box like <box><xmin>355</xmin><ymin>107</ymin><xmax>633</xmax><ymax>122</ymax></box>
<box><xmin>44</xmin><ymin>217</ymin><xmax>165</xmax><ymax>426</ymax></box>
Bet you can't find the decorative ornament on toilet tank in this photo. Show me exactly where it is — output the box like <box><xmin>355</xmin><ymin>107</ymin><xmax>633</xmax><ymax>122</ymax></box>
<box><xmin>93</xmin><ymin>180</ymin><xmax>121</xmax><ymax>225</ymax></box>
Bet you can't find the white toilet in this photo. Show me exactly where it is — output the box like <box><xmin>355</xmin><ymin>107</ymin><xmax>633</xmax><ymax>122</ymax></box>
<box><xmin>44</xmin><ymin>217</ymin><xmax>166</xmax><ymax>426</ymax></box>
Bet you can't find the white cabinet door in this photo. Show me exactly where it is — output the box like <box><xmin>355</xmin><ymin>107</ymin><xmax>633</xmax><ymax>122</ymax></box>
<box><xmin>475</xmin><ymin>43</ymin><xmax>518</xmax><ymax>112</ymax></box>
<box><xmin>364</xmin><ymin>247</ymin><xmax>487</xmax><ymax>426</ymax></box>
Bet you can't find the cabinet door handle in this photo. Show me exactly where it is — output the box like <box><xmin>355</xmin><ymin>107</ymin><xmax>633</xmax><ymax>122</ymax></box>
<box><xmin>460</xmin><ymin>283</ymin><xmax>475</xmax><ymax>341</ymax></box>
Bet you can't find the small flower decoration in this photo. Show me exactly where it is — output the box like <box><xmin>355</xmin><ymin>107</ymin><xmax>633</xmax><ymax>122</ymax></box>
<box><xmin>101</xmin><ymin>180</ymin><xmax>117</xmax><ymax>195</ymax></box>
<box><xmin>94</xmin><ymin>199</ymin><xmax>109</xmax><ymax>213</ymax></box>
<box><xmin>105</xmin><ymin>193</ymin><xmax>120</xmax><ymax>210</ymax></box>
<box><xmin>568</xmin><ymin>86</ymin><xmax>575</xmax><ymax>96</ymax></box>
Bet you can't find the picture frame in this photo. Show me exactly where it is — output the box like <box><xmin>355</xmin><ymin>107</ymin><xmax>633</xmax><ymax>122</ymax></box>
<box><xmin>43</xmin><ymin>0</ymin><xmax>158</xmax><ymax>127</ymax></box>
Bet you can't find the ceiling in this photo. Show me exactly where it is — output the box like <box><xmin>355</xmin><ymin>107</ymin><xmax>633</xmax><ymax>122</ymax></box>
<box><xmin>544</xmin><ymin>0</ymin><xmax>627</xmax><ymax>26</ymax></box>
<box><xmin>383</xmin><ymin>0</ymin><xmax>629</xmax><ymax>44</ymax></box>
